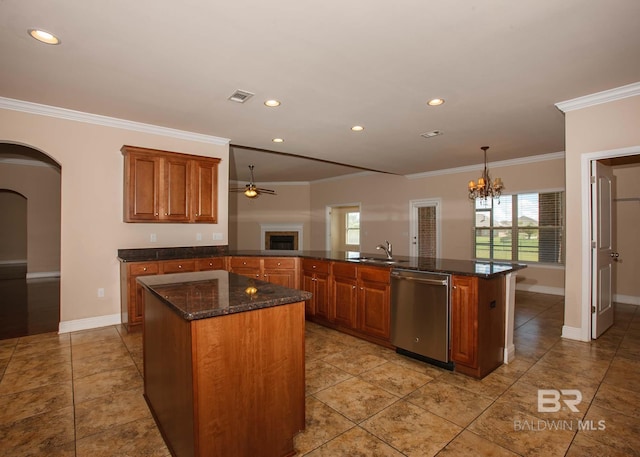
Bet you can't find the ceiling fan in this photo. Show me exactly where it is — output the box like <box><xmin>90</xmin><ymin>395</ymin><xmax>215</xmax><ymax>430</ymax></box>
<box><xmin>230</xmin><ymin>165</ymin><xmax>276</xmax><ymax>199</ymax></box>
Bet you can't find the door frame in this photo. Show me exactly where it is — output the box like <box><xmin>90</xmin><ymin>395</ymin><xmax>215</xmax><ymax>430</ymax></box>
<box><xmin>580</xmin><ymin>145</ymin><xmax>640</xmax><ymax>340</ymax></box>
<box><xmin>408</xmin><ymin>198</ymin><xmax>442</xmax><ymax>258</ymax></box>
<box><xmin>325</xmin><ymin>202</ymin><xmax>362</xmax><ymax>251</ymax></box>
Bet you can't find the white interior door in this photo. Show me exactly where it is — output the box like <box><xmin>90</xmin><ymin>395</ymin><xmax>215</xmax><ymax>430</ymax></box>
<box><xmin>592</xmin><ymin>160</ymin><xmax>615</xmax><ymax>338</ymax></box>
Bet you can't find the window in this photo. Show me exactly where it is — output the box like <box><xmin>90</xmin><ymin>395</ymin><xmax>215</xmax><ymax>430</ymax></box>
<box><xmin>473</xmin><ymin>191</ymin><xmax>564</xmax><ymax>264</ymax></box>
<box><xmin>345</xmin><ymin>211</ymin><xmax>360</xmax><ymax>246</ymax></box>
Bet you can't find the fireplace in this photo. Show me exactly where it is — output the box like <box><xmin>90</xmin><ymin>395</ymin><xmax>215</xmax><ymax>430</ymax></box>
<box><xmin>261</xmin><ymin>224</ymin><xmax>303</xmax><ymax>251</ymax></box>
<box><xmin>265</xmin><ymin>232</ymin><xmax>298</xmax><ymax>250</ymax></box>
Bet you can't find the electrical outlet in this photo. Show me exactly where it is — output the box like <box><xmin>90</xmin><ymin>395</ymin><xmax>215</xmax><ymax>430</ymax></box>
<box><xmin>196</xmin><ymin>233</ymin><xmax>202</xmax><ymax>241</ymax></box>
<box><xmin>97</xmin><ymin>288</ymin><xmax>105</xmax><ymax>298</ymax></box>
<box><xmin>212</xmin><ymin>232</ymin><xmax>223</xmax><ymax>241</ymax></box>
<box><xmin>150</xmin><ymin>233</ymin><xmax>157</xmax><ymax>242</ymax></box>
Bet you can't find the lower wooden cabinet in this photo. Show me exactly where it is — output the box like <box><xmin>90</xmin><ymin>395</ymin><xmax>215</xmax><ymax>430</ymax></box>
<box><xmin>328</xmin><ymin>263</ymin><xmax>391</xmax><ymax>344</ymax></box>
<box><xmin>229</xmin><ymin>257</ymin><xmax>299</xmax><ymax>287</ymax></box>
<box><xmin>450</xmin><ymin>274</ymin><xmax>505</xmax><ymax>378</ymax></box>
<box><xmin>120</xmin><ymin>257</ymin><xmax>225</xmax><ymax>330</ymax></box>
<box><xmin>301</xmin><ymin>259</ymin><xmax>330</xmax><ymax>319</ymax></box>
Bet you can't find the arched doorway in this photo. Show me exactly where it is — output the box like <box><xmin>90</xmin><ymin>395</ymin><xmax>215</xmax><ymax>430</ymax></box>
<box><xmin>0</xmin><ymin>143</ymin><xmax>61</xmax><ymax>339</ymax></box>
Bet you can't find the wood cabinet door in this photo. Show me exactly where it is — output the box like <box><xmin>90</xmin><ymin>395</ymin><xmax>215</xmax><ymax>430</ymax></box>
<box><xmin>314</xmin><ymin>272</ymin><xmax>330</xmax><ymax>320</ymax></box>
<box><xmin>302</xmin><ymin>272</ymin><xmax>316</xmax><ymax>316</ymax></box>
<box><xmin>357</xmin><ymin>278</ymin><xmax>390</xmax><ymax>340</ymax></box>
<box><xmin>450</xmin><ymin>275</ymin><xmax>478</xmax><ymax>368</ymax></box>
<box><xmin>192</xmin><ymin>160</ymin><xmax>218</xmax><ymax>223</ymax></box>
<box><xmin>124</xmin><ymin>153</ymin><xmax>160</xmax><ymax>221</ymax></box>
<box><xmin>127</xmin><ymin>262</ymin><xmax>160</xmax><ymax>326</ymax></box>
<box><xmin>162</xmin><ymin>157</ymin><xmax>191</xmax><ymax>221</ymax></box>
<box><xmin>332</xmin><ymin>275</ymin><xmax>357</xmax><ymax>328</ymax></box>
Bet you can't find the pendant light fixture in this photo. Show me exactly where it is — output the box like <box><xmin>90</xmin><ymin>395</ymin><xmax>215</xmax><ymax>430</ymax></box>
<box><xmin>468</xmin><ymin>146</ymin><xmax>504</xmax><ymax>200</ymax></box>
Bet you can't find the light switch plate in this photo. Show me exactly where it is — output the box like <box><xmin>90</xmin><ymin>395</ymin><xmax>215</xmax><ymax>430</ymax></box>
<box><xmin>150</xmin><ymin>233</ymin><xmax>157</xmax><ymax>242</ymax></box>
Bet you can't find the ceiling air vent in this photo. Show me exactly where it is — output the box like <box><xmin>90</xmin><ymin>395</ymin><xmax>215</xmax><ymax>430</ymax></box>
<box><xmin>421</xmin><ymin>130</ymin><xmax>443</xmax><ymax>138</ymax></box>
<box><xmin>228</xmin><ymin>90</ymin><xmax>255</xmax><ymax>103</ymax></box>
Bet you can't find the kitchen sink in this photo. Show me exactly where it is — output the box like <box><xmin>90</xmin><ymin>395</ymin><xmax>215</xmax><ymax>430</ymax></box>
<box><xmin>356</xmin><ymin>257</ymin><xmax>408</xmax><ymax>265</ymax></box>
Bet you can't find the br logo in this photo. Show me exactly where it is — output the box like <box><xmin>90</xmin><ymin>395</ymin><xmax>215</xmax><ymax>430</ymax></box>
<box><xmin>537</xmin><ymin>389</ymin><xmax>582</xmax><ymax>413</ymax></box>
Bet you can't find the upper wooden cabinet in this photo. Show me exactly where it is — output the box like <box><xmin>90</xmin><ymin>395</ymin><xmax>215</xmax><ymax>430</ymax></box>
<box><xmin>122</xmin><ymin>145</ymin><xmax>220</xmax><ymax>223</ymax></box>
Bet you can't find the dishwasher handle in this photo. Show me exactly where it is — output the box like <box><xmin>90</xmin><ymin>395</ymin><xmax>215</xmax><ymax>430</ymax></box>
<box><xmin>391</xmin><ymin>274</ymin><xmax>448</xmax><ymax>286</ymax></box>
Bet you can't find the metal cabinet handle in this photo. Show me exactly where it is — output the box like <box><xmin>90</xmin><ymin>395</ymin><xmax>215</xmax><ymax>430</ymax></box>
<box><xmin>178</xmin><ymin>265</ymin><xmax>182</xmax><ymax>269</ymax></box>
<box><xmin>143</xmin><ymin>267</ymin><xmax>147</xmax><ymax>271</ymax></box>
<box><xmin>352</xmin><ymin>285</ymin><xmax>356</xmax><ymax>289</ymax></box>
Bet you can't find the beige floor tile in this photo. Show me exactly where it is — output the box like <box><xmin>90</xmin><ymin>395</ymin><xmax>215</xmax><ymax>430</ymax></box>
<box><xmin>323</xmin><ymin>348</ymin><xmax>388</xmax><ymax>376</ymax></box>
<box><xmin>0</xmin><ymin>405</ymin><xmax>75</xmax><ymax>456</ymax></box>
<box><xmin>294</xmin><ymin>396</ymin><xmax>355</xmax><ymax>455</ymax></box>
<box><xmin>519</xmin><ymin>363</ymin><xmax>600</xmax><ymax>405</ymax></box>
<box><xmin>536</xmin><ymin>349</ymin><xmax>611</xmax><ymax>381</ymax></box>
<box><xmin>304</xmin><ymin>426</ymin><xmax>405</xmax><ymax>457</ymax></box>
<box><xmin>602</xmin><ymin>361</ymin><xmax>640</xmax><ymax>392</ymax></box>
<box><xmin>73</xmin><ymin>365</ymin><xmax>143</xmax><ymax>403</ymax></box>
<box><xmin>305</xmin><ymin>335</ymin><xmax>351</xmax><ymax>361</ymax></box>
<box><xmin>71</xmin><ymin>337</ymin><xmax>131</xmax><ymax>361</ymax></box>
<box><xmin>0</xmin><ymin>381</ymin><xmax>73</xmax><ymax>425</ymax></box>
<box><xmin>361</xmin><ymin>400</ymin><xmax>461</xmax><ymax>457</ymax></box>
<box><xmin>75</xmin><ymin>417</ymin><xmax>170</xmax><ymax>457</ymax></box>
<box><xmin>593</xmin><ymin>382</ymin><xmax>640</xmax><ymax>418</ymax></box>
<box><xmin>358</xmin><ymin>361</ymin><xmax>433</xmax><ymax>397</ymax></box>
<box><xmin>0</xmin><ymin>339</ymin><xmax>17</xmax><ymax>359</ymax></box>
<box><xmin>75</xmin><ymin>388</ymin><xmax>152</xmax><ymax>439</ymax></box>
<box><xmin>491</xmin><ymin>357</ymin><xmax>534</xmax><ymax>380</ymax></box>
<box><xmin>437</xmin><ymin>430</ymin><xmax>520</xmax><ymax>456</ymax></box>
<box><xmin>437</xmin><ymin>370</ymin><xmax>514</xmax><ymax>400</ymax></box>
<box><xmin>0</xmin><ymin>361</ymin><xmax>72</xmax><ymax>396</ymax></box>
<box><xmin>70</xmin><ymin>326</ymin><xmax>123</xmax><ymax>346</ymax></box>
<box><xmin>406</xmin><ymin>379</ymin><xmax>494</xmax><ymax>427</ymax></box>
<box><xmin>12</xmin><ymin>332</ymin><xmax>70</xmax><ymax>358</ymax></box>
<box><xmin>72</xmin><ymin>344</ymin><xmax>136</xmax><ymax>379</ymax></box>
<box><xmin>383</xmin><ymin>352</ymin><xmax>450</xmax><ymax>379</ymax></box>
<box><xmin>313</xmin><ymin>377</ymin><xmax>399</xmax><ymax>423</ymax></box>
<box><xmin>467</xmin><ymin>402</ymin><xmax>575</xmax><ymax>456</ymax></box>
<box><xmin>576</xmin><ymin>404</ymin><xmax>640</xmax><ymax>455</ymax></box>
<box><xmin>565</xmin><ymin>431</ymin><xmax>624</xmax><ymax>457</ymax></box>
<box><xmin>306</xmin><ymin>359</ymin><xmax>353</xmax><ymax>395</ymax></box>
<box><xmin>4</xmin><ymin>344</ymin><xmax>71</xmax><ymax>374</ymax></box>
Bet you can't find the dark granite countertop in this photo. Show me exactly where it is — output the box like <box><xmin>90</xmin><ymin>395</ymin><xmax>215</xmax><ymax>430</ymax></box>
<box><xmin>137</xmin><ymin>270</ymin><xmax>312</xmax><ymax>321</ymax></box>
<box><xmin>120</xmin><ymin>246</ymin><xmax>525</xmax><ymax>278</ymax></box>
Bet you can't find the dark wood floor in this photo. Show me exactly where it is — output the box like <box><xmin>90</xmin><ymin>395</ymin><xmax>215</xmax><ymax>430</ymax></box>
<box><xmin>0</xmin><ymin>265</ymin><xmax>59</xmax><ymax>340</ymax></box>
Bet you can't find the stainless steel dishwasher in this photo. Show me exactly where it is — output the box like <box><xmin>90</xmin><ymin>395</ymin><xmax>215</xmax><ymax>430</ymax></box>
<box><xmin>390</xmin><ymin>269</ymin><xmax>454</xmax><ymax>370</ymax></box>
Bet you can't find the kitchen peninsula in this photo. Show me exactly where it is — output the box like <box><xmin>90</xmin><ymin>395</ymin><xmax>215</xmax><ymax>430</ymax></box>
<box><xmin>120</xmin><ymin>247</ymin><xmax>525</xmax><ymax>379</ymax></box>
<box><xmin>138</xmin><ymin>270</ymin><xmax>311</xmax><ymax>457</ymax></box>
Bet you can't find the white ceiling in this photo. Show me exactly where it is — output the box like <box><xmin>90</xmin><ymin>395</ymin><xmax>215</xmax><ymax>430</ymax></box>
<box><xmin>1</xmin><ymin>1</ymin><xmax>639</xmax><ymax>183</ymax></box>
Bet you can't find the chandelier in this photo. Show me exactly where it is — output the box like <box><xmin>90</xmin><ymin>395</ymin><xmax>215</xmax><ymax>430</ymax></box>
<box><xmin>468</xmin><ymin>146</ymin><xmax>504</xmax><ymax>200</ymax></box>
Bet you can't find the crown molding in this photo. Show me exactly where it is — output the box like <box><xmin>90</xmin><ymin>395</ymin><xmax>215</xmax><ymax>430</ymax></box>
<box><xmin>555</xmin><ymin>81</ymin><xmax>640</xmax><ymax>113</ymax></box>
<box><xmin>406</xmin><ymin>151</ymin><xmax>565</xmax><ymax>180</ymax></box>
<box><xmin>0</xmin><ymin>97</ymin><xmax>230</xmax><ymax>145</ymax></box>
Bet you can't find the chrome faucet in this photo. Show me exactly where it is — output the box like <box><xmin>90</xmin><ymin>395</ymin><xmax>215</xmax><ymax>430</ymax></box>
<box><xmin>376</xmin><ymin>240</ymin><xmax>393</xmax><ymax>259</ymax></box>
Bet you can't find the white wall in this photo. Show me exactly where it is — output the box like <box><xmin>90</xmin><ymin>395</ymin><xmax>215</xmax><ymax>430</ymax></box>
<box><xmin>0</xmin><ymin>102</ymin><xmax>229</xmax><ymax>330</ymax></box>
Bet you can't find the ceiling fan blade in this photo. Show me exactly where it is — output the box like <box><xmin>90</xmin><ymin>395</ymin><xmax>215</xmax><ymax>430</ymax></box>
<box><xmin>255</xmin><ymin>188</ymin><xmax>276</xmax><ymax>195</ymax></box>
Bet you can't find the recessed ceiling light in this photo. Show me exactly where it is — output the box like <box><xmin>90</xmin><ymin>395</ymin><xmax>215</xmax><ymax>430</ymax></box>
<box><xmin>427</xmin><ymin>98</ymin><xmax>445</xmax><ymax>106</ymax></box>
<box><xmin>351</xmin><ymin>125</ymin><xmax>364</xmax><ymax>132</ymax></box>
<box><xmin>264</xmin><ymin>99</ymin><xmax>281</xmax><ymax>107</ymax></box>
<box><xmin>28</xmin><ymin>29</ymin><xmax>61</xmax><ymax>45</ymax></box>
<box><xmin>272</xmin><ymin>138</ymin><xmax>284</xmax><ymax>143</ymax></box>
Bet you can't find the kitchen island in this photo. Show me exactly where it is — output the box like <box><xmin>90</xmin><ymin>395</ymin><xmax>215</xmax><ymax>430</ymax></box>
<box><xmin>138</xmin><ymin>270</ymin><xmax>311</xmax><ymax>457</ymax></box>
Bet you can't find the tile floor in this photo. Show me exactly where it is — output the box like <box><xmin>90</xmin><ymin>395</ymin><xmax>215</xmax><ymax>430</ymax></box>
<box><xmin>1</xmin><ymin>291</ymin><xmax>639</xmax><ymax>456</ymax></box>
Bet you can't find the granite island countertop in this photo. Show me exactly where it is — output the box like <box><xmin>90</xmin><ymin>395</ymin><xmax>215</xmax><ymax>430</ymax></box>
<box><xmin>137</xmin><ymin>270</ymin><xmax>312</xmax><ymax>321</ymax></box>
<box><xmin>120</xmin><ymin>247</ymin><xmax>526</xmax><ymax>279</ymax></box>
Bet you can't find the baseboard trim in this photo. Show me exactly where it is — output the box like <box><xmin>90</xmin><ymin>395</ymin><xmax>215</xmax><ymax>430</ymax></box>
<box><xmin>515</xmin><ymin>284</ymin><xmax>565</xmax><ymax>296</ymax></box>
<box><xmin>614</xmin><ymin>294</ymin><xmax>640</xmax><ymax>306</ymax></box>
<box><xmin>0</xmin><ymin>259</ymin><xmax>27</xmax><ymax>265</ymax></box>
<box><xmin>58</xmin><ymin>313</ymin><xmax>121</xmax><ymax>334</ymax></box>
<box><xmin>562</xmin><ymin>325</ymin><xmax>589</xmax><ymax>342</ymax></box>
<box><xmin>26</xmin><ymin>271</ymin><xmax>61</xmax><ymax>279</ymax></box>
<box><xmin>504</xmin><ymin>344</ymin><xmax>516</xmax><ymax>364</ymax></box>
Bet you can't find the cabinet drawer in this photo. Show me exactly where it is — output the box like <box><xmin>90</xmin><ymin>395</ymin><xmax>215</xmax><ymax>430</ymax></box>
<box><xmin>229</xmin><ymin>257</ymin><xmax>261</xmax><ymax>269</ymax></box>
<box><xmin>162</xmin><ymin>259</ymin><xmax>196</xmax><ymax>274</ymax></box>
<box><xmin>358</xmin><ymin>266</ymin><xmax>391</xmax><ymax>284</ymax></box>
<box><xmin>332</xmin><ymin>262</ymin><xmax>357</xmax><ymax>278</ymax></box>
<box><xmin>129</xmin><ymin>262</ymin><xmax>159</xmax><ymax>276</ymax></box>
<box><xmin>196</xmin><ymin>257</ymin><xmax>225</xmax><ymax>270</ymax></box>
<box><xmin>302</xmin><ymin>259</ymin><xmax>330</xmax><ymax>274</ymax></box>
<box><xmin>263</xmin><ymin>258</ymin><xmax>296</xmax><ymax>270</ymax></box>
